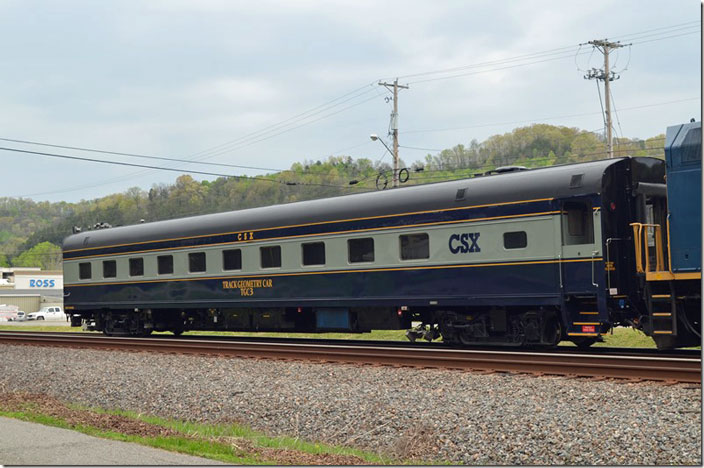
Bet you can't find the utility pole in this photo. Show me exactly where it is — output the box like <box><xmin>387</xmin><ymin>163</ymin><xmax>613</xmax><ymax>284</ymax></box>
<box><xmin>582</xmin><ymin>39</ymin><xmax>629</xmax><ymax>159</ymax></box>
<box><xmin>378</xmin><ymin>79</ymin><xmax>409</xmax><ymax>187</ymax></box>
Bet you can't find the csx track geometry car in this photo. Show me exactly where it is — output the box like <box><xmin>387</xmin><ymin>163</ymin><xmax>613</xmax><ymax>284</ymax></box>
<box><xmin>62</xmin><ymin>122</ymin><xmax>701</xmax><ymax>349</ymax></box>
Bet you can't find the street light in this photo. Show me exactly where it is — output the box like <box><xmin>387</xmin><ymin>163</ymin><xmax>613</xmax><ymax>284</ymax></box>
<box><xmin>370</xmin><ymin>134</ymin><xmax>398</xmax><ymax>187</ymax></box>
<box><xmin>369</xmin><ymin>134</ymin><xmax>392</xmax><ymax>152</ymax></box>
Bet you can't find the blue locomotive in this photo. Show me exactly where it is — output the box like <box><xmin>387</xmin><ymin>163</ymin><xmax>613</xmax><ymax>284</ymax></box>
<box><xmin>62</xmin><ymin>122</ymin><xmax>701</xmax><ymax>349</ymax></box>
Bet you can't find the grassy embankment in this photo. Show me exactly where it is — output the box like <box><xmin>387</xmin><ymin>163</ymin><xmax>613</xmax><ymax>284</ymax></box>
<box><xmin>0</xmin><ymin>393</ymin><xmax>404</xmax><ymax>465</ymax></box>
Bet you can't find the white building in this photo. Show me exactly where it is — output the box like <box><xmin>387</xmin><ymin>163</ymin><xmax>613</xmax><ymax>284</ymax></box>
<box><xmin>0</xmin><ymin>268</ymin><xmax>63</xmax><ymax>313</ymax></box>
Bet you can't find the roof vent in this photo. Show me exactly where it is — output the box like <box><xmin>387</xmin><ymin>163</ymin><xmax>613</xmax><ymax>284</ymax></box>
<box><xmin>455</xmin><ymin>188</ymin><xmax>467</xmax><ymax>201</ymax></box>
<box><xmin>570</xmin><ymin>174</ymin><xmax>584</xmax><ymax>189</ymax></box>
<box><xmin>484</xmin><ymin>166</ymin><xmax>528</xmax><ymax>176</ymax></box>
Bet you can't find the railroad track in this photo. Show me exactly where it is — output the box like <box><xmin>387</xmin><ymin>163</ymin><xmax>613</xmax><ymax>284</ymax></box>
<box><xmin>0</xmin><ymin>331</ymin><xmax>700</xmax><ymax>383</ymax></box>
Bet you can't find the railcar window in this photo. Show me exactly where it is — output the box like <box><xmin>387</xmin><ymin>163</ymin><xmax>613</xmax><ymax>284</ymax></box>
<box><xmin>260</xmin><ymin>246</ymin><xmax>281</xmax><ymax>268</ymax></box>
<box><xmin>189</xmin><ymin>252</ymin><xmax>206</xmax><ymax>273</ymax></box>
<box><xmin>562</xmin><ymin>202</ymin><xmax>594</xmax><ymax>245</ymax></box>
<box><xmin>348</xmin><ymin>238</ymin><xmax>374</xmax><ymax>263</ymax></box>
<box><xmin>79</xmin><ymin>262</ymin><xmax>92</xmax><ymax>280</ymax></box>
<box><xmin>158</xmin><ymin>255</ymin><xmax>173</xmax><ymax>275</ymax></box>
<box><xmin>223</xmin><ymin>249</ymin><xmax>242</xmax><ymax>271</ymax></box>
<box><xmin>400</xmin><ymin>233</ymin><xmax>430</xmax><ymax>260</ymax></box>
<box><xmin>102</xmin><ymin>260</ymin><xmax>117</xmax><ymax>278</ymax></box>
<box><xmin>302</xmin><ymin>242</ymin><xmax>325</xmax><ymax>266</ymax></box>
<box><xmin>504</xmin><ymin>231</ymin><xmax>527</xmax><ymax>249</ymax></box>
<box><xmin>129</xmin><ymin>258</ymin><xmax>144</xmax><ymax>277</ymax></box>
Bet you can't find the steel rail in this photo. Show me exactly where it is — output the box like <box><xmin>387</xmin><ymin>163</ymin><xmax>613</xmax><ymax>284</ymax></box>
<box><xmin>3</xmin><ymin>330</ymin><xmax>700</xmax><ymax>357</ymax></box>
<box><xmin>0</xmin><ymin>332</ymin><xmax>700</xmax><ymax>383</ymax></box>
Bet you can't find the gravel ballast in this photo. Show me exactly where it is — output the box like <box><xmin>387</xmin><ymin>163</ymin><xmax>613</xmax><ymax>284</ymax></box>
<box><xmin>0</xmin><ymin>344</ymin><xmax>700</xmax><ymax>465</ymax></box>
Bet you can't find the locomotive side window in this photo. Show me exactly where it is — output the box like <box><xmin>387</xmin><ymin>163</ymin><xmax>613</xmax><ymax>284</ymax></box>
<box><xmin>400</xmin><ymin>233</ymin><xmax>430</xmax><ymax>260</ymax></box>
<box><xmin>223</xmin><ymin>249</ymin><xmax>242</xmax><ymax>271</ymax></box>
<box><xmin>102</xmin><ymin>260</ymin><xmax>117</xmax><ymax>278</ymax></box>
<box><xmin>79</xmin><ymin>262</ymin><xmax>92</xmax><ymax>280</ymax></box>
<box><xmin>260</xmin><ymin>246</ymin><xmax>281</xmax><ymax>268</ymax></box>
<box><xmin>189</xmin><ymin>252</ymin><xmax>206</xmax><ymax>273</ymax></box>
<box><xmin>561</xmin><ymin>202</ymin><xmax>594</xmax><ymax>245</ymax></box>
<box><xmin>158</xmin><ymin>255</ymin><xmax>173</xmax><ymax>275</ymax></box>
<box><xmin>348</xmin><ymin>238</ymin><xmax>374</xmax><ymax>263</ymax></box>
<box><xmin>302</xmin><ymin>242</ymin><xmax>325</xmax><ymax>266</ymax></box>
<box><xmin>129</xmin><ymin>258</ymin><xmax>144</xmax><ymax>277</ymax></box>
<box><xmin>504</xmin><ymin>231</ymin><xmax>527</xmax><ymax>249</ymax></box>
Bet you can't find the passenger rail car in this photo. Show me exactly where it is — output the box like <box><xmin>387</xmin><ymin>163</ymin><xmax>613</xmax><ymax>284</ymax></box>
<box><xmin>62</xmin><ymin>148</ymin><xmax>701</xmax><ymax>348</ymax></box>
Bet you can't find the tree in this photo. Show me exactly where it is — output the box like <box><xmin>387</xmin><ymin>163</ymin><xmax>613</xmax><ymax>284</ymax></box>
<box><xmin>12</xmin><ymin>242</ymin><xmax>62</xmax><ymax>270</ymax></box>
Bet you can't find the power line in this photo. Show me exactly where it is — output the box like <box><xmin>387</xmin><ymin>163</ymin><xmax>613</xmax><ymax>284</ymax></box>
<box><xmin>399</xmin><ymin>145</ymin><xmax>445</xmax><ymax>152</ymax></box>
<box><xmin>402</xmin><ymin>144</ymin><xmax>667</xmax><ymax>183</ymax></box>
<box><xmin>398</xmin><ymin>22</ymin><xmax>698</xmax><ymax>86</ymax></box>
<box><xmin>630</xmin><ymin>30</ymin><xmax>700</xmax><ymax>46</ymax></box>
<box><xmin>392</xmin><ymin>137</ymin><xmax>668</xmax><ymax>176</ymax></box>
<box><xmin>197</xmin><ymin>90</ymin><xmax>386</xmax><ymax>161</ymax></box>
<box><xmin>7</xmin><ymin>21</ymin><xmax>698</xmax><ymax>199</ymax></box>
<box><xmin>21</xmin><ymin>82</ymin><xmax>384</xmax><ymax>195</ymax></box>
<box><xmin>614</xmin><ymin>20</ymin><xmax>699</xmax><ymax>40</ymax></box>
<box><xmin>395</xmin><ymin>46</ymin><xmax>580</xmax><ymax>81</ymax></box>
<box><xmin>14</xmin><ymin>138</ymin><xmax>379</xmax><ymax>199</ymax></box>
<box><xmin>0</xmin><ymin>137</ymin><xmax>285</xmax><ymax>173</ymax></box>
<box><xmin>610</xmin><ymin>88</ymin><xmax>625</xmax><ymax>141</ymax></box>
<box><xmin>617</xmin><ymin>22</ymin><xmax>700</xmax><ymax>41</ymax></box>
<box><xmin>407</xmin><ymin>50</ymin><xmax>585</xmax><ymax>85</ymax></box>
<box><xmin>0</xmin><ymin>146</ymin><xmax>370</xmax><ymax>191</ymax></box>
<box><xmin>186</xmin><ymin>82</ymin><xmax>378</xmax><ymax>159</ymax></box>
<box><xmin>402</xmin><ymin>97</ymin><xmax>700</xmax><ymax>134</ymax></box>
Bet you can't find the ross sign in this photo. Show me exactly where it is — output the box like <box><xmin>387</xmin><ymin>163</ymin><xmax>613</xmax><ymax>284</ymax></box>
<box><xmin>14</xmin><ymin>275</ymin><xmax>63</xmax><ymax>290</ymax></box>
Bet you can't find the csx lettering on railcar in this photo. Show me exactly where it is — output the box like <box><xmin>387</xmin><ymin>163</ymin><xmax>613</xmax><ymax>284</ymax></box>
<box><xmin>448</xmin><ymin>232</ymin><xmax>480</xmax><ymax>254</ymax></box>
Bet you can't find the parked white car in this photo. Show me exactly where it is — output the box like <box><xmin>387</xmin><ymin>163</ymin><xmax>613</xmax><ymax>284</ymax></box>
<box><xmin>8</xmin><ymin>310</ymin><xmax>26</xmax><ymax>321</ymax></box>
<box><xmin>26</xmin><ymin>306</ymin><xmax>64</xmax><ymax>321</ymax></box>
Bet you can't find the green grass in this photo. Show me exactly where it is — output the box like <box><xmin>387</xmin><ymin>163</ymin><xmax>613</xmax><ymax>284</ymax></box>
<box><xmin>103</xmin><ymin>408</ymin><xmax>393</xmax><ymax>464</ymax></box>
<box><xmin>0</xmin><ymin>324</ymin><xmax>87</xmax><ymax>332</ymax></box>
<box><xmin>2</xmin><ymin>323</ymin><xmax>698</xmax><ymax>349</ymax></box>
<box><xmin>0</xmin><ymin>407</ymin><xmax>266</xmax><ymax>464</ymax></box>
<box><xmin>0</xmin><ymin>401</ymin><xmax>397</xmax><ymax>465</ymax></box>
<box><xmin>559</xmin><ymin>326</ymin><xmax>658</xmax><ymax>348</ymax></box>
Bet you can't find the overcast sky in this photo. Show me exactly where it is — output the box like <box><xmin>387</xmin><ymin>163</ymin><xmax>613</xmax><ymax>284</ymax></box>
<box><xmin>0</xmin><ymin>0</ymin><xmax>700</xmax><ymax>203</ymax></box>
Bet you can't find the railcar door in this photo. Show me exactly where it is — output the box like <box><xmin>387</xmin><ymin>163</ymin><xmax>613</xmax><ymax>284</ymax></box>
<box><xmin>559</xmin><ymin>198</ymin><xmax>601</xmax><ymax>294</ymax></box>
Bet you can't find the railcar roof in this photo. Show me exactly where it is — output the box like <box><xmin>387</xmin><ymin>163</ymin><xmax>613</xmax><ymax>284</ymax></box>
<box><xmin>62</xmin><ymin>157</ymin><xmax>646</xmax><ymax>251</ymax></box>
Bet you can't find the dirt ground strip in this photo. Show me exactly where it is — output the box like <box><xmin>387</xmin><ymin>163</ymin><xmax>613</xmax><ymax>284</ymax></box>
<box><xmin>0</xmin><ymin>392</ymin><xmax>367</xmax><ymax>465</ymax></box>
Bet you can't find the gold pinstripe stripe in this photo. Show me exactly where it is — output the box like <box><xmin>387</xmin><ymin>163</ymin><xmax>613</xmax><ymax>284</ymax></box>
<box><xmin>64</xmin><ymin>210</ymin><xmax>561</xmax><ymax>261</ymax></box>
<box><xmin>65</xmin><ymin>256</ymin><xmax>602</xmax><ymax>288</ymax></box>
<box><xmin>64</xmin><ymin>197</ymin><xmax>556</xmax><ymax>254</ymax></box>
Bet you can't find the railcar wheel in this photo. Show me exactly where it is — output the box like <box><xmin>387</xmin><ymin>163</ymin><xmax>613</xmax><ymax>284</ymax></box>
<box><xmin>652</xmin><ymin>335</ymin><xmax>677</xmax><ymax>350</ymax></box>
<box><xmin>458</xmin><ymin>331</ymin><xmax>474</xmax><ymax>346</ymax></box>
<box><xmin>544</xmin><ymin>317</ymin><xmax>563</xmax><ymax>346</ymax></box>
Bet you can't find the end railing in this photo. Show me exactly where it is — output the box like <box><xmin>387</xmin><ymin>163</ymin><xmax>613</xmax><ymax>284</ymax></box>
<box><xmin>630</xmin><ymin>223</ymin><xmax>665</xmax><ymax>274</ymax></box>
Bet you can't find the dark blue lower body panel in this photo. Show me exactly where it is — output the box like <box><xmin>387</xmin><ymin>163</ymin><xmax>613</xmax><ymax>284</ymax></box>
<box><xmin>65</xmin><ymin>261</ymin><xmax>598</xmax><ymax>310</ymax></box>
